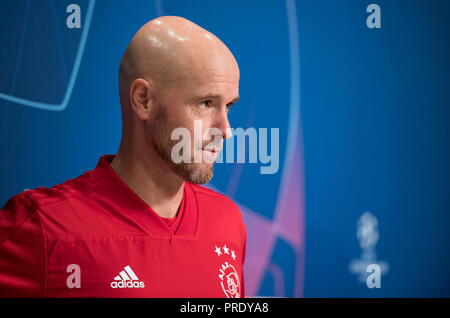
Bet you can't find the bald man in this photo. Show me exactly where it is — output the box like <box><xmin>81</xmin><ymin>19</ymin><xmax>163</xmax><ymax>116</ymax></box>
<box><xmin>0</xmin><ymin>16</ymin><xmax>246</xmax><ymax>298</ymax></box>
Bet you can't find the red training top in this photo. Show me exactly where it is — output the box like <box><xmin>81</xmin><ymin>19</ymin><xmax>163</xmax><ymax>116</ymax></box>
<box><xmin>0</xmin><ymin>155</ymin><xmax>246</xmax><ymax>298</ymax></box>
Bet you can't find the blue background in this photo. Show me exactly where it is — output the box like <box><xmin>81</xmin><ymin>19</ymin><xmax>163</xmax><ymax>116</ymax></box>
<box><xmin>0</xmin><ymin>0</ymin><xmax>449</xmax><ymax>297</ymax></box>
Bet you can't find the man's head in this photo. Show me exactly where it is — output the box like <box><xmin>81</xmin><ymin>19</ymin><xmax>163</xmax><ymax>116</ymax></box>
<box><xmin>118</xmin><ymin>16</ymin><xmax>240</xmax><ymax>184</ymax></box>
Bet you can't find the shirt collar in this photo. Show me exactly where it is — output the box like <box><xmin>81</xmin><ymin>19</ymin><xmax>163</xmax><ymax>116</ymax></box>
<box><xmin>92</xmin><ymin>154</ymin><xmax>199</xmax><ymax>238</ymax></box>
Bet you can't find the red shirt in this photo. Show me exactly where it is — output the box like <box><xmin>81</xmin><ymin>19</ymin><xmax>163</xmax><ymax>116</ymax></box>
<box><xmin>0</xmin><ymin>155</ymin><xmax>246</xmax><ymax>298</ymax></box>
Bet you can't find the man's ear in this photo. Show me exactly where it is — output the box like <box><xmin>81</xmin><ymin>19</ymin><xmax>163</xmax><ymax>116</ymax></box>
<box><xmin>130</xmin><ymin>78</ymin><xmax>153</xmax><ymax>120</ymax></box>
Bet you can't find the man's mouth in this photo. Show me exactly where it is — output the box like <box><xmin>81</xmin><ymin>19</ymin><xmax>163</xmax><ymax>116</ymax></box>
<box><xmin>201</xmin><ymin>147</ymin><xmax>220</xmax><ymax>159</ymax></box>
<box><xmin>203</xmin><ymin>148</ymin><xmax>218</xmax><ymax>154</ymax></box>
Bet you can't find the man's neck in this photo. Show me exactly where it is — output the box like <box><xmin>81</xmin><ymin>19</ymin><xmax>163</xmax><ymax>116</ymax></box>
<box><xmin>109</xmin><ymin>147</ymin><xmax>185</xmax><ymax>219</ymax></box>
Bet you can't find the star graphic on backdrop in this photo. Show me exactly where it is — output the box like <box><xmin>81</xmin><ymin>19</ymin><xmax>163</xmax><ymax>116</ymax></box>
<box><xmin>214</xmin><ymin>246</ymin><xmax>222</xmax><ymax>256</ymax></box>
<box><xmin>231</xmin><ymin>250</ymin><xmax>236</xmax><ymax>261</ymax></box>
<box><xmin>223</xmin><ymin>244</ymin><xmax>230</xmax><ymax>255</ymax></box>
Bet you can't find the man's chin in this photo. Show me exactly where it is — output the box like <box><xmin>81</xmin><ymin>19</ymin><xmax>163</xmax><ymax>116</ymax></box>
<box><xmin>171</xmin><ymin>162</ymin><xmax>215</xmax><ymax>184</ymax></box>
<box><xmin>189</xmin><ymin>163</ymin><xmax>215</xmax><ymax>184</ymax></box>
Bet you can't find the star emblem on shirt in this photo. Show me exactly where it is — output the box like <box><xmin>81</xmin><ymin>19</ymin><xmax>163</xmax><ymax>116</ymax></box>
<box><xmin>214</xmin><ymin>244</ymin><xmax>237</xmax><ymax>261</ymax></box>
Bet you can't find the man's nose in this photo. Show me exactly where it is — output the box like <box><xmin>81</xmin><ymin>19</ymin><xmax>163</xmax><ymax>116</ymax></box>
<box><xmin>215</xmin><ymin>109</ymin><xmax>232</xmax><ymax>140</ymax></box>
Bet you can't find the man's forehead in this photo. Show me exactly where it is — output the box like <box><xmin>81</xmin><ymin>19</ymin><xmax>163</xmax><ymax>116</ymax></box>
<box><xmin>177</xmin><ymin>66</ymin><xmax>239</xmax><ymax>92</ymax></box>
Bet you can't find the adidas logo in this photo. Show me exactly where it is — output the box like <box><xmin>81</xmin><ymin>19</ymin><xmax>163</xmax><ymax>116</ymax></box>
<box><xmin>110</xmin><ymin>265</ymin><xmax>145</xmax><ymax>289</ymax></box>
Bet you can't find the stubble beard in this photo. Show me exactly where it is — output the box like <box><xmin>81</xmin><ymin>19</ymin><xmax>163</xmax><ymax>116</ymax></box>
<box><xmin>149</xmin><ymin>104</ymin><xmax>215</xmax><ymax>184</ymax></box>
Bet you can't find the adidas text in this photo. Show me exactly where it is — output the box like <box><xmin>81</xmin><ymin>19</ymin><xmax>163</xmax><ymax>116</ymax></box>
<box><xmin>110</xmin><ymin>281</ymin><xmax>145</xmax><ymax>289</ymax></box>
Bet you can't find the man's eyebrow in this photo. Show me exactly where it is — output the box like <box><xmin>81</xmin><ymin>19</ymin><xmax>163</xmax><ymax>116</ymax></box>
<box><xmin>189</xmin><ymin>94</ymin><xmax>240</xmax><ymax>104</ymax></box>
<box><xmin>229</xmin><ymin>96</ymin><xmax>240</xmax><ymax>104</ymax></box>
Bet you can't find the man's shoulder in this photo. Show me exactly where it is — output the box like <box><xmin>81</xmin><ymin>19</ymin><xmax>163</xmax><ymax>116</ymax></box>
<box><xmin>188</xmin><ymin>183</ymin><xmax>244</xmax><ymax>220</ymax></box>
<box><xmin>189</xmin><ymin>183</ymin><xmax>238</xmax><ymax>207</ymax></box>
<box><xmin>188</xmin><ymin>183</ymin><xmax>246</xmax><ymax>244</ymax></box>
<box><xmin>12</xmin><ymin>170</ymin><xmax>98</xmax><ymax>211</ymax></box>
<box><xmin>0</xmin><ymin>170</ymin><xmax>97</xmax><ymax>243</ymax></box>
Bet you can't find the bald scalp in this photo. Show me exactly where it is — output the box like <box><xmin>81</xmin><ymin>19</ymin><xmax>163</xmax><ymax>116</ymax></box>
<box><xmin>118</xmin><ymin>16</ymin><xmax>236</xmax><ymax>111</ymax></box>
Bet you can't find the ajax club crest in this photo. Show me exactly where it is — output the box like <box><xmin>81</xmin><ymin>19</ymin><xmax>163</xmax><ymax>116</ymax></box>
<box><xmin>214</xmin><ymin>245</ymin><xmax>241</xmax><ymax>298</ymax></box>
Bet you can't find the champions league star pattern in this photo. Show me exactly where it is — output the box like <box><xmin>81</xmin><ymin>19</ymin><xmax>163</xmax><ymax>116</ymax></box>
<box><xmin>0</xmin><ymin>0</ymin><xmax>449</xmax><ymax>297</ymax></box>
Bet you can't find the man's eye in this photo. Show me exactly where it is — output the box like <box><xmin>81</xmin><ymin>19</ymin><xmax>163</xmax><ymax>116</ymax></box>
<box><xmin>200</xmin><ymin>100</ymin><xmax>212</xmax><ymax>107</ymax></box>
